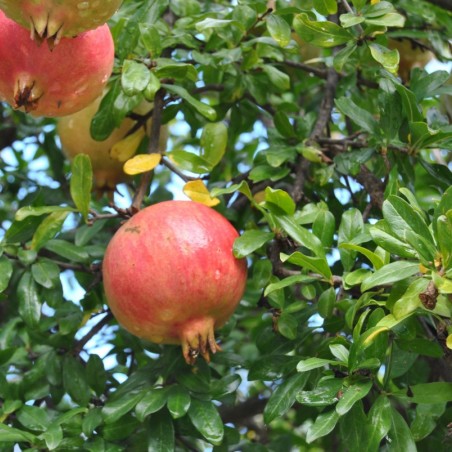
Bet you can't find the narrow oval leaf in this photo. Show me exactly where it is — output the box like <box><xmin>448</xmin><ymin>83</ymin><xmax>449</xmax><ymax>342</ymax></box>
<box><xmin>70</xmin><ymin>154</ymin><xmax>93</xmax><ymax>221</ymax></box>
<box><xmin>123</xmin><ymin>153</ymin><xmax>162</xmax><ymax>175</ymax></box>
<box><xmin>167</xmin><ymin>386</ymin><xmax>191</xmax><ymax>419</ymax></box>
<box><xmin>148</xmin><ymin>410</ymin><xmax>175</xmax><ymax>452</ymax></box>
<box><xmin>200</xmin><ymin>122</ymin><xmax>228</xmax><ymax>167</ymax></box>
<box><xmin>188</xmin><ymin>399</ymin><xmax>224</xmax><ymax>446</ymax></box>
<box><xmin>233</xmin><ymin>230</ymin><xmax>274</xmax><ymax>258</ymax></box>
<box><xmin>31</xmin><ymin>211</ymin><xmax>70</xmax><ymax>251</ymax></box>
<box><xmin>336</xmin><ymin>380</ymin><xmax>373</xmax><ymax>415</ymax></box>
<box><xmin>361</xmin><ymin>261</ymin><xmax>419</xmax><ymax>292</ymax></box>
<box><xmin>63</xmin><ymin>356</ymin><xmax>91</xmax><ymax>407</ymax></box>
<box><xmin>17</xmin><ymin>272</ymin><xmax>41</xmax><ymax>329</ymax></box>
<box><xmin>264</xmin><ymin>373</ymin><xmax>309</xmax><ymax>424</ymax></box>
<box><xmin>31</xmin><ymin>261</ymin><xmax>60</xmax><ymax>289</ymax></box>
<box><xmin>306</xmin><ymin>409</ymin><xmax>340</xmax><ymax>443</ymax></box>
<box><xmin>0</xmin><ymin>255</ymin><xmax>13</xmax><ymax>292</ymax></box>
<box><xmin>135</xmin><ymin>388</ymin><xmax>169</xmax><ymax>422</ymax></box>
<box><xmin>102</xmin><ymin>392</ymin><xmax>144</xmax><ymax>424</ymax></box>
<box><xmin>183</xmin><ymin>180</ymin><xmax>220</xmax><ymax>207</ymax></box>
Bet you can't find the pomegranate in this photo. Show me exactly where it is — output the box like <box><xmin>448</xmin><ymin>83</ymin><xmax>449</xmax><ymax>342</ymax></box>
<box><xmin>0</xmin><ymin>0</ymin><xmax>122</xmax><ymax>46</ymax></box>
<box><xmin>58</xmin><ymin>97</ymin><xmax>168</xmax><ymax>193</ymax></box>
<box><xmin>0</xmin><ymin>11</ymin><xmax>114</xmax><ymax>117</ymax></box>
<box><xmin>102</xmin><ymin>201</ymin><xmax>248</xmax><ymax>364</ymax></box>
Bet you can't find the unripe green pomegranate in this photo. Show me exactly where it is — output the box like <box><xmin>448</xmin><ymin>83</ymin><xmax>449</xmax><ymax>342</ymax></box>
<box><xmin>58</xmin><ymin>97</ymin><xmax>168</xmax><ymax>192</ymax></box>
<box><xmin>102</xmin><ymin>201</ymin><xmax>248</xmax><ymax>364</ymax></box>
<box><xmin>0</xmin><ymin>11</ymin><xmax>114</xmax><ymax>117</ymax></box>
<box><xmin>0</xmin><ymin>0</ymin><xmax>122</xmax><ymax>46</ymax></box>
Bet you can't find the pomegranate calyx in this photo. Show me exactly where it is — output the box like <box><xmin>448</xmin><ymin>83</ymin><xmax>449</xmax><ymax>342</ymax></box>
<box><xmin>14</xmin><ymin>80</ymin><xmax>43</xmax><ymax>112</ymax></box>
<box><xmin>180</xmin><ymin>317</ymin><xmax>222</xmax><ymax>365</ymax></box>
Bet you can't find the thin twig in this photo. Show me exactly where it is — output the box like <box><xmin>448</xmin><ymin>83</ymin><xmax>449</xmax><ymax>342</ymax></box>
<box><xmin>131</xmin><ymin>88</ymin><xmax>166</xmax><ymax>212</ymax></box>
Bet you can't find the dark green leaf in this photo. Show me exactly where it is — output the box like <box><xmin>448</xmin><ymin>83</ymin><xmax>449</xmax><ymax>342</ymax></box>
<box><xmin>188</xmin><ymin>399</ymin><xmax>224</xmax><ymax>446</ymax></box>
<box><xmin>17</xmin><ymin>272</ymin><xmax>41</xmax><ymax>328</ymax></box>
<box><xmin>306</xmin><ymin>409</ymin><xmax>340</xmax><ymax>443</ymax></box>
<box><xmin>336</xmin><ymin>380</ymin><xmax>372</xmax><ymax>415</ymax></box>
<box><xmin>148</xmin><ymin>410</ymin><xmax>175</xmax><ymax>452</ymax></box>
<box><xmin>386</xmin><ymin>407</ymin><xmax>416</xmax><ymax>452</ymax></box>
<box><xmin>0</xmin><ymin>255</ymin><xmax>13</xmax><ymax>292</ymax></box>
<box><xmin>361</xmin><ymin>261</ymin><xmax>419</xmax><ymax>292</ymax></box>
<box><xmin>63</xmin><ymin>356</ymin><xmax>91</xmax><ymax>407</ymax></box>
<box><xmin>135</xmin><ymin>388</ymin><xmax>169</xmax><ymax>422</ymax></box>
<box><xmin>70</xmin><ymin>154</ymin><xmax>93</xmax><ymax>221</ymax></box>
<box><xmin>102</xmin><ymin>391</ymin><xmax>144</xmax><ymax>424</ymax></box>
<box><xmin>264</xmin><ymin>372</ymin><xmax>309</xmax><ymax>424</ymax></box>
<box><xmin>167</xmin><ymin>385</ymin><xmax>191</xmax><ymax>419</ymax></box>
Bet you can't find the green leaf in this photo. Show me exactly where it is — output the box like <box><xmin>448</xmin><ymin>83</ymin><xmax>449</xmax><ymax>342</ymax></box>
<box><xmin>277</xmin><ymin>312</ymin><xmax>298</xmax><ymax>340</ymax></box>
<box><xmin>306</xmin><ymin>409</ymin><xmax>340</xmax><ymax>443</ymax></box>
<box><xmin>148</xmin><ymin>410</ymin><xmax>175</xmax><ymax>452</ymax></box>
<box><xmin>411</xmin><ymin>403</ymin><xmax>446</xmax><ymax>441</ymax></box>
<box><xmin>361</xmin><ymin>261</ymin><xmax>419</xmax><ymax>292</ymax></box>
<box><xmin>167</xmin><ymin>385</ymin><xmax>191</xmax><ymax>419</ymax></box>
<box><xmin>339</xmin><ymin>401</ymin><xmax>370</xmax><ymax>451</ymax></box>
<box><xmin>86</xmin><ymin>354</ymin><xmax>107</xmax><ymax>396</ymax></box>
<box><xmin>336</xmin><ymin>380</ymin><xmax>372</xmax><ymax>415</ymax></box>
<box><xmin>0</xmin><ymin>424</ymin><xmax>37</xmax><ymax>443</ymax></box>
<box><xmin>40</xmin><ymin>424</ymin><xmax>63</xmax><ymax>450</ymax></box>
<box><xmin>264</xmin><ymin>274</ymin><xmax>316</xmax><ymax>297</ymax></box>
<box><xmin>335</xmin><ymin>97</ymin><xmax>380</xmax><ymax>135</ymax></box>
<box><xmin>63</xmin><ymin>355</ymin><xmax>91</xmax><ymax>407</ymax></box>
<box><xmin>135</xmin><ymin>388</ymin><xmax>169</xmax><ymax>422</ymax></box>
<box><xmin>297</xmin><ymin>357</ymin><xmax>338</xmax><ymax>372</ymax></box>
<box><xmin>155</xmin><ymin>62</ymin><xmax>198</xmax><ymax>83</ymax></box>
<box><xmin>338</xmin><ymin>209</ymin><xmax>365</xmax><ymax>272</ymax></box>
<box><xmin>163</xmin><ymin>84</ymin><xmax>217</xmax><ymax>121</ymax></box>
<box><xmin>394</xmin><ymin>84</ymin><xmax>423</xmax><ymax>123</ymax></box>
<box><xmin>368</xmin><ymin>396</ymin><xmax>392</xmax><ymax>451</ymax></box>
<box><xmin>369</xmin><ymin>220</ymin><xmax>418</xmax><ymax>259</ymax></box>
<box><xmin>17</xmin><ymin>271</ymin><xmax>41</xmax><ymax>328</ymax></box>
<box><xmin>265</xmin><ymin>187</ymin><xmax>296</xmax><ymax>215</ymax></box>
<box><xmin>0</xmin><ymin>255</ymin><xmax>13</xmax><ymax>292</ymax></box>
<box><xmin>188</xmin><ymin>399</ymin><xmax>224</xmax><ymax>446</ymax></box>
<box><xmin>386</xmin><ymin>407</ymin><xmax>416</xmax><ymax>452</ymax></box>
<box><xmin>16</xmin><ymin>405</ymin><xmax>50</xmax><ymax>431</ymax></box>
<box><xmin>31</xmin><ymin>211</ymin><xmax>70</xmax><ymax>251</ymax></box>
<box><xmin>102</xmin><ymin>392</ymin><xmax>144</xmax><ymax>424</ymax></box>
<box><xmin>44</xmin><ymin>239</ymin><xmax>90</xmax><ymax>263</ymax></box>
<box><xmin>200</xmin><ymin>122</ymin><xmax>228</xmax><ymax>167</ymax></box>
<box><xmin>276</xmin><ymin>215</ymin><xmax>325</xmax><ymax>258</ymax></box>
<box><xmin>249</xmin><ymin>355</ymin><xmax>299</xmax><ymax>381</ymax></box>
<box><xmin>437</xmin><ymin>212</ymin><xmax>452</xmax><ymax>270</ymax></box>
<box><xmin>282</xmin><ymin>251</ymin><xmax>332</xmax><ymax>281</ymax></box>
<box><xmin>233</xmin><ymin>230</ymin><xmax>274</xmax><ymax>258</ymax></box>
<box><xmin>318</xmin><ymin>287</ymin><xmax>336</xmax><ymax>318</ymax></box>
<box><xmin>139</xmin><ymin>24</ymin><xmax>162</xmax><ymax>58</ymax></box>
<box><xmin>313</xmin><ymin>210</ymin><xmax>335</xmax><ymax>249</ymax></box>
<box><xmin>297</xmin><ymin>378</ymin><xmax>344</xmax><ymax>407</ymax></box>
<box><xmin>264</xmin><ymin>372</ymin><xmax>309</xmax><ymax>424</ymax></box>
<box><xmin>368</xmin><ymin>43</ymin><xmax>399</xmax><ymax>73</ymax></box>
<box><xmin>260</xmin><ymin>65</ymin><xmax>290</xmax><ymax>91</ymax></box>
<box><xmin>394</xmin><ymin>382</ymin><xmax>452</xmax><ymax>404</ymax></box>
<box><xmin>339</xmin><ymin>243</ymin><xmax>384</xmax><ymax>270</ymax></box>
<box><xmin>293</xmin><ymin>13</ymin><xmax>353</xmax><ymax>48</ymax></box>
<box><xmin>392</xmin><ymin>277</ymin><xmax>429</xmax><ymax>320</ymax></box>
<box><xmin>314</xmin><ymin>0</ymin><xmax>338</xmax><ymax>15</ymax></box>
<box><xmin>266</xmin><ymin>14</ymin><xmax>291</xmax><ymax>47</ymax></box>
<box><xmin>121</xmin><ymin>60</ymin><xmax>151</xmax><ymax>96</ymax></box>
<box><xmin>31</xmin><ymin>261</ymin><xmax>60</xmax><ymax>289</ymax></box>
<box><xmin>15</xmin><ymin>205</ymin><xmax>76</xmax><ymax>221</ymax></box>
<box><xmin>70</xmin><ymin>154</ymin><xmax>93</xmax><ymax>221</ymax></box>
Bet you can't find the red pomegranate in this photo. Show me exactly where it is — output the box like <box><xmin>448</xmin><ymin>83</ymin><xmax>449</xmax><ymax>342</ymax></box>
<box><xmin>102</xmin><ymin>201</ymin><xmax>247</xmax><ymax>364</ymax></box>
<box><xmin>0</xmin><ymin>11</ymin><xmax>114</xmax><ymax>117</ymax></box>
<box><xmin>0</xmin><ymin>0</ymin><xmax>122</xmax><ymax>45</ymax></box>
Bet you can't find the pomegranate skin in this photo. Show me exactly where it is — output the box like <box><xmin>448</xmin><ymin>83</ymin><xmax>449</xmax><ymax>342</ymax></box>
<box><xmin>0</xmin><ymin>0</ymin><xmax>122</xmax><ymax>45</ymax></box>
<box><xmin>102</xmin><ymin>201</ymin><xmax>247</xmax><ymax>364</ymax></box>
<box><xmin>0</xmin><ymin>11</ymin><xmax>114</xmax><ymax>117</ymax></box>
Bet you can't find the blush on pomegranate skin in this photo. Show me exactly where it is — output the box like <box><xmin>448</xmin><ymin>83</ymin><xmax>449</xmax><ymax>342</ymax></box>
<box><xmin>0</xmin><ymin>10</ymin><xmax>114</xmax><ymax>117</ymax></box>
<box><xmin>0</xmin><ymin>0</ymin><xmax>122</xmax><ymax>45</ymax></box>
<box><xmin>102</xmin><ymin>201</ymin><xmax>248</xmax><ymax>364</ymax></box>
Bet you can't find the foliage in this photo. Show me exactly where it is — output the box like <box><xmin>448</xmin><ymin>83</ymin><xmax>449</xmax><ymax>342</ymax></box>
<box><xmin>1</xmin><ymin>0</ymin><xmax>452</xmax><ymax>450</ymax></box>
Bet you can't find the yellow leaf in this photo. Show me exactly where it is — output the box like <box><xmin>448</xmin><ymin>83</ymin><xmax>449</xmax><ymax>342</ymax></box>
<box><xmin>123</xmin><ymin>153</ymin><xmax>162</xmax><ymax>175</ymax></box>
<box><xmin>183</xmin><ymin>180</ymin><xmax>220</xmax><ymax>207</ymax></box>
<box><xmin>110</xmin><ymin>128</ymin><xmax>146</xmax><ymax>163</ymax></box>
<box><xmin>371</xmin><ymin>0</ymin><xmax>380</xmax><ymax>4</ymax></box>
<box><xmin>447</xmin><ymin>334</ymin><xmax>452</xmax><ymax>350</ymax></box>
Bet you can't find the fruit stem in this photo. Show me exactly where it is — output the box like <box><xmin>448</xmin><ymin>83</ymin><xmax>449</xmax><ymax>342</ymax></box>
<box><xmin>180</xmin><ymin>317</ymin><xmax>221</xmax><ymax>365</ymax></box>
